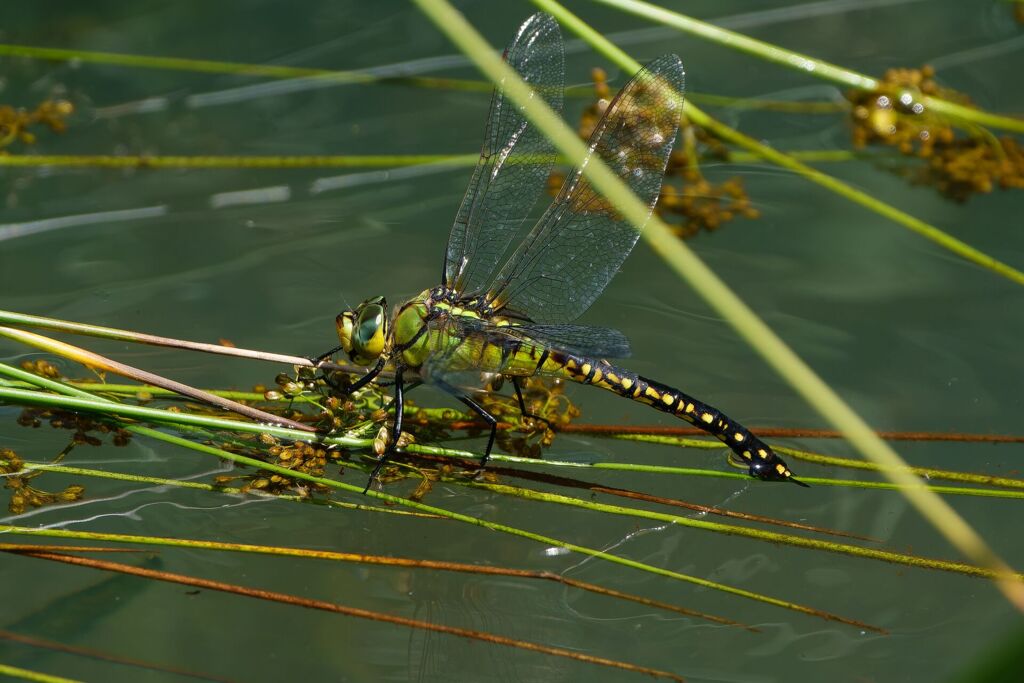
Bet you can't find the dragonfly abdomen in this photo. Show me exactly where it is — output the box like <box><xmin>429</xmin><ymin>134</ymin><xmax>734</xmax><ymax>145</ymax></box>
<box><xmin>542</xmin><ymin>352</ymin><xmax>803</xmax><ymax>485</ymax></box>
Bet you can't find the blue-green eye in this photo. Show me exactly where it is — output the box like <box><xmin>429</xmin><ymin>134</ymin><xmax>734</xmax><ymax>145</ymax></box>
<box><xmin>356</xmin><ymin>305</ymin><xmax>384</xmax><ymax>346</ymax></box>
<box><xmin>342</xmin><ymin>297</ymin><xmax>388</xmax><ymax>363</ymax></box>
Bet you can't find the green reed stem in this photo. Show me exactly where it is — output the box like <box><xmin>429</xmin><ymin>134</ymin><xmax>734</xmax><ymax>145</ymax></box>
<box><xmin>0</xmin><ymin>43</ymin><xmax>489</xmax><ymax>92</ymax></box>
<box><xmin>602</xmin><ymin>431</ymin><xmax>1024</xmax><ymax>490</ymax></box>
<box><xmin>66</xmin><ymin>383</ymin><xmax>286</xmax><ymax>403</ymax></box>
<box><xmin>689</xmin><ymin>93</ymin><xmax>846</xmax><ymax>113</ymax></box>
<box><xmin>776</xmin><ymin>446</ymin><xmax>1024</xmax><ymax>490</ymax></box>
<box><xmin>796</xmin><ymin>477</ymin><xmax>1024</xmax><ymax>499</ymax></box>
<box><xmin>0</xmin><ymin>664</ymin><xmax>82</xmax><ymax>683</ymax></box>
<box><xmin>0</xmin><ymin>154</ymin><xmax>478</xmax><ymax>169</ymax></box>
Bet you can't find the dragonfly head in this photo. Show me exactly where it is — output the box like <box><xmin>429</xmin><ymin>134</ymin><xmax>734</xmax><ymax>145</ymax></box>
<box><xmin>336</xmin><ymin>296</ymin><xmax>389</xmax><ymax>366</ymax></box>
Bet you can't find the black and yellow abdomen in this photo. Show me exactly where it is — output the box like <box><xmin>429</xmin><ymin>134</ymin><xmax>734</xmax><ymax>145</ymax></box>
<box><xmin>538</xmin><ymin>350</ymin><xmax>801</xmax><ymax>484</ymax></box>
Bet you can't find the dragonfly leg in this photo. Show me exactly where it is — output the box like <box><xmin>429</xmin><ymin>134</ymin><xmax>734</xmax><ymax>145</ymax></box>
<box><xmin>308</xmin><ymin>348</ymin><xmax>346</xmax><ymax>392</ymax></box>
<box><xmin>456</xmin><ymin>394</ymin><xmax>498</xmax><ymax>469</ymax></box>
<box><xmin>378</xmin><ymin>379</ymin><xmax>421</xmax><ymax>391</ymax></box>
<box><xmin>511</xmin><ymin>377</ymin><xmax>552</xmax><ymax>429</ymax></box>
<box><xmin>364</xmin><ymin>367</ymin><xmax>404</xmax><ymax>493</ymax></box>
<box><xmin>312</xmin><ymin>345</ymin><xmax>344</xmax><ymax>365</ymax></box>
<box><xmin>432</xmin><ymin>379</ymin><xmax>498</xmax><ymax>470</ymax></box>
<box><xmin>322</xmin><ymin>356</ymin><xmax>387</xmax><ymax>396</ymax></box>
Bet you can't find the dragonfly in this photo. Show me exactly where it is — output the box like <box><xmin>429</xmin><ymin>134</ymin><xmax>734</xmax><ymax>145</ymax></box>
<box><xmin>326</xmin><ymin>12</ymin><xmax>806</xmax><ymax>489</ymax></box>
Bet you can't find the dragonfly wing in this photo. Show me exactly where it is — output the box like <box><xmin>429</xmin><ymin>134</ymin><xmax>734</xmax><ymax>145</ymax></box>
<box><xmin>443</xmin><ymin>12</ymin><xmax>565</xmax><ymax>297</ymax></box>
<box><xmin>484</xmin><ymin>55</ymin><xmax>685</xmax><ymax>323</ymax></box>
<box><xmin>500</xmin><ymin>323</ymin><xmax>631</xmax><ymax>358</ymax></box>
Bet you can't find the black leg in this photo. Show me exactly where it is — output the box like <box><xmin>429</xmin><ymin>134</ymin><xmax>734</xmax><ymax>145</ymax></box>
<box><xmin>311</xmin><ymin>347</ymin><xmax>387</xmax><ymax>395</ymax></box>
<box><xmin>320</xmin><ymin>355</ymin><xmax>387</xmax><ymax>396</ymax></box>
<box><xmin>364</xmin><ymin>367</ymin><xmax>404</xmax><ymax>493</ymax></box>
<box><xmin>455</xmin><ymin>394</ymin><xmax>498</xmax><ymax>469</ymax></box>
<box><xmin>312</xmin><ymin>345</ymin><xmax>344</xmax><ymax>365</ymax></box>
<box><xmin>511</xmin><ymin>377</ymin><xmax>551</xmax><ymax>428</ymax></box>
<box><xmin>378</xmin><ymin>379</ymin><xmax>421</xmax><ymax>391</ymax></box>
<box><xmin>347</xmin><ymin>356</ymin><xmax>388</xmax><ymax>394</ymax></box>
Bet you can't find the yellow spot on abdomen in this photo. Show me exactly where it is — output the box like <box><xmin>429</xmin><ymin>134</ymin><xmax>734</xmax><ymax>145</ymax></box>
<box><xmin>620</xmin><ymin>377</ymin><xmax>633</xmax><ymax>390</ymax></box>
<box><xmin>701</xmin><ymin>413</ymin><xmax>714</xmax><ymax>424</ymax></box>
<box><xmin>645</xmin><ymin>387</ymin><xmax>661</xmax><ymax>400</ymax></box>
<box><xmin>661</xmin><ymin>394</ymin><xmax>675</xmax><ymax>406</ymax></box>
<box><xmin>757</xmin><ymin>449</ymin><xmax>768</xmax><ymax>459</ymax></box>
<box><xmin>733</xmin><ymin>433</ymin><xmax>745</xmax><ymax>442</ymax></box>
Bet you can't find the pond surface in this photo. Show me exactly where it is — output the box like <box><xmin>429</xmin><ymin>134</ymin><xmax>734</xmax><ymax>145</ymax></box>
<box><xmin>2</xmin><ymin>1</ymin><xmax>1023</xmax><ymax>681</ymax></box>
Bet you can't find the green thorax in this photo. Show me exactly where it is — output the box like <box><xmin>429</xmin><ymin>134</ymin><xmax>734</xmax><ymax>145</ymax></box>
<box><xmin>392</xmin><ymin>288</ymin><xmax>549</xmax><ymax>377</ymax></box>
<box><xmin>391</xmin><ymin>289</ymin><xmax>432</xmax><ymax>369</ymax></box>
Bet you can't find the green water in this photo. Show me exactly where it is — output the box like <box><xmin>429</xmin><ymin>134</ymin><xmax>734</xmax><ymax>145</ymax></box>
<box><xmin>2</xmin><ymin>1</ymin><xmax>1023</xmax><ymax>681</ymax></box>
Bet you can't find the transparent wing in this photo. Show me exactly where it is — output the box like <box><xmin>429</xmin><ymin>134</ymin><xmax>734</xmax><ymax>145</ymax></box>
<box><xmin>496</xmin><ymin>322</ymin><xmax>631</xmax><ymax>358</ymax></box>
<box><xmin>484</xmin><ymin>55</ymin><xmax>685</xmax><ymax>323</ymax></box>
<box><xmin>443</xmin><ymin>12</ymin><xmax>564</xmax><ymax>297</ymax></box>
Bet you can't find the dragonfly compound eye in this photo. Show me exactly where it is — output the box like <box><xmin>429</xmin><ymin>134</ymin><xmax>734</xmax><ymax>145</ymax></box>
<box><xmin>351</xmin><ymin>301</ymin><xmax>388</xmax><ymax>363</ymax></box>
<box><xmin>335</xmin><ymin>311</ymin><xmax>356</xmax><ymax>355</ymax></box>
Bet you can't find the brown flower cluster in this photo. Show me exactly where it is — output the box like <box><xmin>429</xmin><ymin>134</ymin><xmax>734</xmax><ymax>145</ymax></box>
<box><xmin>480</xmin><ymin>375</ymin><xmax>579</xmax><ymax>459</ymax></box>
<box><xmin>18</xmin><ymin>407</ymin><xmax>132</xmax><ymax>448</ymax></box>
<box><xmin>0</xmin><ymin>99</ymin><xmax>74</xmax><ymax>152</ymax></box>
<box><xmin>849</xmin><ymin>65</ymin><xmax>1024</xmax><ymax>202</ymax></box>
<box><xmin>214</xmin><ymin>437</ymin><xmax>335</xmax><ymax>497</ymax></box>
<box><xmin>660</xmin><ymin>154</ymin><xmax>760</xmax><ymax>238</ymax></box>
<box><xmin>1</xmin><ymin>447</ymin><xmax>85</xmax><ymax>515</ymax></box>
<box><xmin>20</xmin><ymin>359</ymin><xmax>63</xmax><ymax>379</ymax></box>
